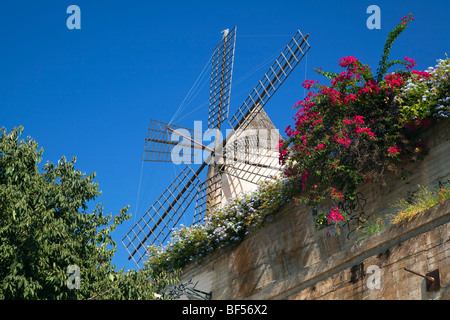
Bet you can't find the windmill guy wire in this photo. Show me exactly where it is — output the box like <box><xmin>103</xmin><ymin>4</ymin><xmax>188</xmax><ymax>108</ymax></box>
<box><xmin>175</xmin><ymin>43</ymin><xmax>285</xmax><ymax>123</ymax></box>
<box><xmin>164</xmin><ymin>32</ymin><xmax>300</xmax><ymax>125</ymax></box>
<box><xmin>168</xmin><ymin>55</ymin><xmax>212</xmax><ymax>125</ymax></box>
<box><xmin>304</xmin><ymin>52</ymin><xmax>308</xmax><ymax>98</ymax></box>
<box><xmin>134</xmin><ymin>56</ymin><xmax>211</xmax><ymax>225</ymax></box>
<box><xmin>133</xmin><ymin>161</ymin><xmax>144</xmax><ymax>225</ymax></box>
<box><xmin>238</xmin><ymin>34</ymin><xmax>291</xmax><ymax>37</ymax></box>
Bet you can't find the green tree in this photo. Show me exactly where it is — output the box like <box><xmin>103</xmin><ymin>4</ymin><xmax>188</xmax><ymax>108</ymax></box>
<box><xmin>0</xmin><ymin>126</ymin><xmax>178</xmax><ymax>299</ymax></box>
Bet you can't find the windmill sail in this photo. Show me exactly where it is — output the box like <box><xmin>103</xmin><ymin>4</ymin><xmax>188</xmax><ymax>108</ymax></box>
<box><xmin>143</xmin><ymin>119</ymin><xmax>204</xmax><ymax>163</ymax></box>
<box><xmin>122</xmin><ymin>164</ymin><xmax>204</xmax><ymax>267</ymax></box>
<box><xmin>208</xmin><ymin>26</ymin><xmax>237</xmax><ymax>129</ymax></box>
<box><xmin>194</xmin><ymin>172</ymin><xmax>223</xmax><ymax>224</ymax></box>
<box><xmin>229</xmin><ymin>30</ymin><xmax>310</xmax><ymax>131</ymax></box>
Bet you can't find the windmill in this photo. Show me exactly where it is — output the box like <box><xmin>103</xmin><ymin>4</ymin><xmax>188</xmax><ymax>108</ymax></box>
<box><xmin>122</xmin><ymin>26</ymin><xmax>310</xmax><ymax>268</ymax></box>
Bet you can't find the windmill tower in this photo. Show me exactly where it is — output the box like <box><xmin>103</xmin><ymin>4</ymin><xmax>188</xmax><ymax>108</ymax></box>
<box><xmin>122</xmin><ymin>27</ymin><xmax>310</xmax><ymax>268</ymax></box>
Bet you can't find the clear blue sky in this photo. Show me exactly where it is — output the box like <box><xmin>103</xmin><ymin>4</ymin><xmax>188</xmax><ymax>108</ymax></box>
<box><xmin>1</xmin><ymin>0</ymin><xmax>448</xmax><ymax>271</ymax></box>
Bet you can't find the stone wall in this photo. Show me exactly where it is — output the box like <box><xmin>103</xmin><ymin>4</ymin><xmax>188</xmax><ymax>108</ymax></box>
<box><xmin>179</xmin><ymin>119</ymin><xmax>450</xmax><ymax>300</ymax></box>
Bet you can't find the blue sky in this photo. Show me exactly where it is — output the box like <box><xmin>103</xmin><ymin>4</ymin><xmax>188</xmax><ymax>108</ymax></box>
<box><xmin>1</xmin><ymin>0</ymin><xmax>448</xmax><ymax>271</ymax></box>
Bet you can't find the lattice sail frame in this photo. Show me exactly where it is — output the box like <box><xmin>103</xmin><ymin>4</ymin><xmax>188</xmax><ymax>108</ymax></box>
<box><xmin>208</xmin><ymin>27</ymin><xmax>237</xmax><ymax>129</ymax></box>
<box><xmin>143</xmin><ymin>119</ymin><xmax>203</xmax><ymax>163</ymax></box>
<box><xmin>229</xmin><ymin>30</ymin><xmax>310</xmax><ymax>130</ymax></box>
<box><xmin>122</xmin><ymin>165</ymin><xmax>202</xmax><ymax>267</ymax></box>
<box><xmin>194</xmin><ymin>172</ymin><xmax>223</xmax><ymax>224</ymax></box>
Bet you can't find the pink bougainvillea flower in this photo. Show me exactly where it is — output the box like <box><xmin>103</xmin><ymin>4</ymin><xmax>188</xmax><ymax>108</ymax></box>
<box><xmin>330</xmin><ymin>188</ymin><xmax>344</xmax><ymax>200</ymax></box>
<box><xmin>354</xmin><ymin>126</ymin><xmax>377</xmax><ymax>138</ymax></box>
<box><xmin>404</xmin><ymin>57</ymin><xmax>417</xmax><ymax>70</ymax></box>
<box><xmin>300</xmin><ymin>170</ymin><xmax>309</xmax><ymax>181</ymax></box>
<box><xmin>384</xmin><ymin>73</ymin><xmax>404</xmax><ymax>88</ymax></box>
<box><xmin>334</xmin><ymin>134</ymin><xmax>351</xmax><ymax>148</ymax></box>
<box><xmin>327</xmin><ymin>207</ymin><xmax>344</xmax><ymax>224</ymax></box>
<box><xmin>314</xmin><ymin>143</ymin><xmax>326</xmax><ymax>150</ymax></box>
<box><xmin>302</xmin><ymin>79</ymin><xmax>318</xmax><ymax>90</ymax></box>
<box><xmin>388</xmin><ymin>145</ymin><xmax>401</xmax><ymax>155</ymax></box>
<box><xmin>411</xmin><ymin>70</ymin><xmax>432</xmax><ymax>79</ymax></box>
<box><xmin>338</xmin><ymin>56</ymin><xmax>359</xmax><ymax>68</ymax></box>
<box><xmin>343</xmin><ymin>94</ymin><xmax>357</xmax><ymax>104</ymax></box>
<box><xmin>342</xmin><ymin>118</ymin><xmax>352</xmax><ymax>125</ymax></box>
<box><xmin>403</xmin><ymin>119</ymin><xmax>431</xmax><ymax>131</ymax></box>
<box><xmin>353</xmin><ymin>115</ymin><xmax>365</xmax><ymax>125</ymax></box>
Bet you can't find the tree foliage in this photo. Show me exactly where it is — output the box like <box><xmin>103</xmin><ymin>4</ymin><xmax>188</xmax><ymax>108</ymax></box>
<box><xmin>0</xmin><ymin>127</ymin><xmax>178</xmax><ymax>299</ymax></box>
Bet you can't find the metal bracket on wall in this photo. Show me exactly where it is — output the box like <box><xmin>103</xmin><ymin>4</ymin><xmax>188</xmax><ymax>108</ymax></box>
<box><xmin>403</xmin><ymin>268</ymin><xmax>441</xmax><ymax>291</ymax></box>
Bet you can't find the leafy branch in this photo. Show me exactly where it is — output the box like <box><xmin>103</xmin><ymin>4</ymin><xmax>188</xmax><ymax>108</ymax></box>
<box><xmin>376</xmin><ymin>14</ymin><xmax>414</xmax><ymax>82</ymax></box>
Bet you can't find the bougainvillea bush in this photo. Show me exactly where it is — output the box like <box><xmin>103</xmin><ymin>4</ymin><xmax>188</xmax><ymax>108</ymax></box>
<box><xmin>279</xmin><ymin>14</ymin><xmax>449</xmax><ymax>234</ymax></box>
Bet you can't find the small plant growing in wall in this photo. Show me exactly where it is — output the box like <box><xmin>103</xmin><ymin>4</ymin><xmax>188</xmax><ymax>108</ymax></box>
<box><xmin>391</xmin><ymin>184</ymin><xmax>450</xmax><ymax>225</ymax></box>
